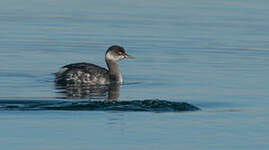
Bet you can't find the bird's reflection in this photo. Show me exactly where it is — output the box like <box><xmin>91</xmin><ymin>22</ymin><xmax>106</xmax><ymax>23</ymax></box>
<box><xmin>55</xmin><ymin>83</ymin><xmax>120</xmax><ymax>100</ymax></box>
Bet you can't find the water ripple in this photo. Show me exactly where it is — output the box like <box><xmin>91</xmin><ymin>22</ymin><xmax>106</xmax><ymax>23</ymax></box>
<box><xmin>0</xmin><ymin>100</ymin><xmax>199</xmax><ymax>112</ymax></box>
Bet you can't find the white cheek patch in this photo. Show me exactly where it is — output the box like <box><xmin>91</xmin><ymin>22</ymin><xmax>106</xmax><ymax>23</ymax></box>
<box><xmin>106</xmin><ymin>52</ymin><xmax>124</xmax><ymax>61</ymax></box>
<box><xmin>115</xmin><ymin>55</ymin><xmax>124</xmax><ymax>61</ymax></box>
<box><xmin>106</xmin><ymin>52</ymin><xmax>115</xmax><ymax>60</ymax></box>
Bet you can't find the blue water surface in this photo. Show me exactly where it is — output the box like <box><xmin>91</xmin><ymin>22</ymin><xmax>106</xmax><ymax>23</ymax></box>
<box><xmin>0</xmin><ymin>0</ymin><xmax>269</xmax><ymax>149</ymax></box>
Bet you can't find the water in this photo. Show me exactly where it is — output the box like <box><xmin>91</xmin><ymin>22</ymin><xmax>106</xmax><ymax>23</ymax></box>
<box><xmin>1</xmin><ymin>0</ymin><xmax>269</xmax><ymax>149</ymax></box>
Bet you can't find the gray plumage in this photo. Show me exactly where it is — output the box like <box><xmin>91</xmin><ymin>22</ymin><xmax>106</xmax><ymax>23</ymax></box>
<box><xmin>55</xmin><ymin>62</ymin><xmax>110</xmax><ymax>85</ymax></box>
<box><xmin>55</xmin><ymin>45</ymin><xmax>134</xmax><ymax>85</ymax></box>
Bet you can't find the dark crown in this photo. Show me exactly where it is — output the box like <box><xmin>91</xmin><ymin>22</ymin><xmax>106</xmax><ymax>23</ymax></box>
<box><xmin>106</xmin><ymin>45</ymin><xmax>125</xmax><ymax>54</ymax></box>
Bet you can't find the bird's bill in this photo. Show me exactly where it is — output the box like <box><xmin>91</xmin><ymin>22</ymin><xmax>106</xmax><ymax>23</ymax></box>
<box><xmin>124</xmin><ymin>54</ymin><xmax>135</xmax><ymax>59</ymax></box>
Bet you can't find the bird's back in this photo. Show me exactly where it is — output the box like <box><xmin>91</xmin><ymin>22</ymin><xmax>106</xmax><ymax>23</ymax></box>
<box><xmin>55</xmin><ymin>62</ymin><xmax>110</xmax><ymax>85</ymax></box>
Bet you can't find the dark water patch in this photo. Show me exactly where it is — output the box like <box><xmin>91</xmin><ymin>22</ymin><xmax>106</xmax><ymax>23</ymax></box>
<box><xmin>0</xmin><ymin>100</ymin><xmax>199</xmax><ymax>112</ymax></box>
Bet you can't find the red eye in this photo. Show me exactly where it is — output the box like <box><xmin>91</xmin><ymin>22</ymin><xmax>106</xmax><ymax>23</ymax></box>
<box><xmin>118</xmin><ymin>51</ymin><xmax>123</xmax><ymax>55</ymax></box>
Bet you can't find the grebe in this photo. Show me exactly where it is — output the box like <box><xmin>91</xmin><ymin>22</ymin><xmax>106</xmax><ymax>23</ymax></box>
<box><xmin>55</xmin><ymin>45</ymin><xmax>134</xmax><ymax>85</ymax></box>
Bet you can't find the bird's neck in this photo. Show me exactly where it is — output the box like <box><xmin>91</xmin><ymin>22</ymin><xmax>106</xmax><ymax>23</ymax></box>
<box><xmin>106</xmin><ymin>59</ymin><xmax>123</xmax><ymax>83</ymax></box>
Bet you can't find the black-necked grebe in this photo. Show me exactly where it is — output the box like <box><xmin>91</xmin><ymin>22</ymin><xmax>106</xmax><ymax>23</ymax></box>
<box><xmin>55</xmin><ymin>45</ymin><xmax>134</xmax><ymax>85</ymax></box>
